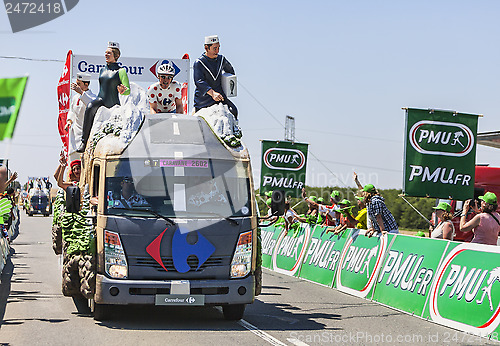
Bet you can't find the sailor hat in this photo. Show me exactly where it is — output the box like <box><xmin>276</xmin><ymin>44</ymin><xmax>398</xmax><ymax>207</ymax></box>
<box><xmin>76</xmin><ymin>72</ymin><xmax>91</xmax><ymax>82</ymax></box>
<box><xmin>108</xmin><ymin>41</ymin><xmax>120</xmax><ymax>50</ymax></box>
<box><xmin>204</xmin><ymin>35</ymin><xmax>219</xmax><ymax>45</ymax></box>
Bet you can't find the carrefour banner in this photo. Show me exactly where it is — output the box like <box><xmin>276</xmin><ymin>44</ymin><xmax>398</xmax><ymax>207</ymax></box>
<box><xmin>260</xmin><ymin>140</ymin><xmax>308</xmax><ymax>198</ymax></box>
<box><xmin>403</xmin><ymin>108</ymin><xmax>479</xmax><ymax>200</ymax></box>
<box><xmin>0</xmin><ymin>76</ymin><xmax>28</xmax><ymax>140</ymax></box>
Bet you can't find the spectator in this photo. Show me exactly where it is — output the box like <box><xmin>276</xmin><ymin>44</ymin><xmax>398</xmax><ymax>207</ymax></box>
<box><xmin>460</xmin><ymin>192</ymin><xmax>500</xmax><ymax>245</ymax></box>
<box><xmin>430</xmin><ymin>202</ymin><xmax>454</xmax><ymax>240</ymax></box>
<box><xmin>66</xmin><ymin>72</ymin><xmax>96</xmax><ymax>161</ymax></box>
<box><xmin>284</xmin><ymin>200</ymin><xmax>307</xmax><ymax>232</ymax></box>
<box><xmin>363</xmin><ymin>184</ymin><xmax>399</xmax><ymax>237</ymax></box>
<box><xmin>148</xmin><ymin>62</ymin><xmax>183</xmax><ymax>114</ymax></box>
<box><xmin>337</xmin><ymin>199</ymin><xmax>357</xmax><ymax>228</ymax></box>
<box><xmin>303</xmin><ymin>189</ymin><xmax>341</xmax><ymax>226</ymax></box>
<box><xmin>77</xmin><ymin>41</ymin><xmax>130</xmax><ymax>153</ymax></box>
<box><xmin>193</xmin><ymin>35</ymin><xmax>238</xmax><ymax>118</ymax></box>
<box><xmin>342</xmin><ymin>196</ymin><xmax>367</xmax><ymax>230</ymax></box>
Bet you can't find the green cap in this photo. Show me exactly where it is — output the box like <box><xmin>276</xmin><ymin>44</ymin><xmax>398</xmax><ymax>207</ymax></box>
<box><xmin>432</xmin><ymin>201</ymin><xmax>451</xmax><ymax>212</ymax></box>
<box><xmin>264</xmin><ymin>191</ymin><xmax>273</xmax><ymax>197</ymax></box>
<box><xmin>317</xmin><ymin>197</ymin><xmax>324</xmax><ymax>203</ymax></box>
<box><xmin>339</xmin><ymin>199</ymin><xmax>351</xmax><ymax>206</ymax></box>
<box><xmin>266</xmin><ymin>199</ymin><xmax>272</xmax><ymax>206</ymax></box>
<box><xmin>415</xmin><ymin>230</ymin><xmax>426</xmax><ymax>237</ymax></box>
<box><xmin>355</xmin><ymin>196</ymin><xmax>364</xmax><ymax>201</ymax></box>
<box><xmin>309</xmin><ymin>196</ymin><xmax>317</xmax><ymax>202</ymax></box>
<box><xmin>363</xmin><ymin>184</ymin><xmax>376</xmax><ymax>193</ymax></box>
<box><xmin>330</xmin><ymin>190</ymin><xmax>340</xmax><ymax>199</ymax></box>
<box><xmin>479</xmin><ymin>192</ymin><xmax>498</xmax><ymax>205</ymax></box>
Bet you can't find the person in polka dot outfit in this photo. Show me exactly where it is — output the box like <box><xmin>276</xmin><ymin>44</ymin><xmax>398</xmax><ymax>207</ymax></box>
<box><xmin>148</xmin><ymin>62</ymin><xmax>183</xmax><ymax>114</ymax></box>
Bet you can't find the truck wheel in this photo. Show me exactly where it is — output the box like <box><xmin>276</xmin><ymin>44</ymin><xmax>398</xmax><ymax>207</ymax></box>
<box><xmin>72</xmin><ymin>296</ymin><xmax>91</xmax><ymax>314</ymax></box>
<box><xmin>62</xmin><ymin>254</ymin><xmax>81</xmax><ymax>296</ymax></box>
<box><xmin>91</xmin><ymin>300</ymin><xmax>112</xmax><ymax>321</ymax></box>
<box><xmin>255</xmin><ymin>266</ymin><xmax>262</xmax><ymax>296</ymax></box>
<box><xmin>51</xmin><ymin>225</ymin><xmax>62</xmax><ymax>255</ymax></box>
<box><xmin>79</xmin><ymin>254</ymin><xmax>96</xmax><ymax>299</ymax></box>
<box><xmin>222</xmin><ymin>304</ymin><xmax>246</xmax><ymax>321</ymax></box>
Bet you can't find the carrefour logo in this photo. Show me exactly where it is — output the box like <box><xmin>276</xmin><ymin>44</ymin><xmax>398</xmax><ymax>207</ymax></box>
<box><xmin>429</xmin><ymin>243</ymin><xmax>500</xmax><ymax>335</ymax></box>
<box><xmin>409</xmin><ymin>121</ymin><xmax>474</xmax><ymax>157</ymax></box>
<box><xmin>263</xmin><ymin>148</ymin><xmax>305</xmax><ymax>171</ymax></box>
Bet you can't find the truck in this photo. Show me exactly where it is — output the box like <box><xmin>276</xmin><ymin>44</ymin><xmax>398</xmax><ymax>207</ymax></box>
<box><xmin>26</xmin><ymin>189</ymin><xmax>51</xmax><ymax>216</ymax></box>
<box><xmin>55</xmin><ymin>112</ymin><xmax>263</xmax><ymax>321</ymax></box>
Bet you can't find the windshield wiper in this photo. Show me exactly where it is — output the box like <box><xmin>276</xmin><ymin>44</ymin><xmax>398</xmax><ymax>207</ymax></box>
<box><xmin>110</xmin><ymin>207</ymin><xmax>175</xmax><ymax>226</ymax></box>
<box><xmin>194</xmin><ymin>212</ymin><xmax>240</xmax><ymax>226</ymax></box>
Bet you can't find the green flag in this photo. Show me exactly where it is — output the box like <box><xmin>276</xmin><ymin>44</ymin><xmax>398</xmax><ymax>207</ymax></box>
<box><xmin>0</xmin><ymin>76</ymin><xmax>28</xmax><ymax>140</ymax></box>
<box><xmin>403</xmin><ymin>108</ymin><xmax>479</xmax><ymax>200</ymax></box>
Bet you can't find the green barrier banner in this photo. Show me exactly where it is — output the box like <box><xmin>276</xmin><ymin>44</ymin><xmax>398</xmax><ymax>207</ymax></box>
<box><xmin>298</xmin><ymin>226</ymin><xmax>352</xmax><ymax>287</ymax></box>
<box><xmin>425</xmin><ymin>242</ymin><xmax>500</xmax><ymax>337</ymax></box>
<box><xmin>272</xmin><ymin>224</ymin><xmax>313</xmax><ymax>277</ymax></box>
<box><xmin>261</xmin><ymin>224</ymin><xmax>282</xmax><ymax>270</ymax></box>
<box><xmin>335</xmin><ymin>230</ymin><xmax>393</xmax><ymax>298</ymax></box>
<box><xmin>372</xmin><ymin>235</ymin><xmax>448</xmax><ymax>316</ymax></box>
<box><xmin>260</xmin><ymin>140</ymin><xmax>308</xmax><ymax>198</ymax></box>
<box><xmin>0</xmin><ymin>76</ymin><xmax>28</xmax><ymax>140</ymax></box>
<box><xmin>403</xmin><ymin>108</ymin><xmax>478</xmax><ymax>200</ymax></box>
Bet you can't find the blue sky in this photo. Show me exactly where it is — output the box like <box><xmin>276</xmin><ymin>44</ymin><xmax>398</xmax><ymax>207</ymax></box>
<box><xmin>1</xmin><ymin>0</ymin><xmax>500</xmax><ymax>190</ymax></box>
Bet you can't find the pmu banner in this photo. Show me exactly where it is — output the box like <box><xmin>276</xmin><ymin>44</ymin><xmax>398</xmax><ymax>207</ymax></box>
<box><xmin>425</xmin><ymin>242</ymin><xmax>500</xmax><ymax>337</ymax></box>
<box><xmin>298</xmin><ymin>226</ymin><xmax>352</xmax><ymax>287</ymax></box>
<box><xmin>260</xmin><ymin>140</ymin><xmax>308</xmax><ymax>198</ymax></box>
<box><xmin>372</xmin><ymin>235</ymin><xmax>449</xmax><ymax>316</ymax></box>
<box><xmin>0</xmin><ymin>76</ymin><xmax>28</xmax><ymax>140</ymax></box>
<box><xmin>403</xmin><ymin>108</ymin><xmax>479</xmax><ymax>200</ymax></box>
<box><xmin>57</xmin><ymin>50</ymin><xmax>71</xmax><ymax>154</ymax></box>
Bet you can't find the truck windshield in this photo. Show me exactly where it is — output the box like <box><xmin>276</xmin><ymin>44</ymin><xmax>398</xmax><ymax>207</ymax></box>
<box><xmin>104</xmin><ymin>158</ymin><xmax>251</xmax><ymax>218</ymax></box>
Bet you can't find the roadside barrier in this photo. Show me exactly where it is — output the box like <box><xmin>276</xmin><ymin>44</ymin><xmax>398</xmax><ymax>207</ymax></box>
<box><xmin>0</xmin><ymin>205</ymin><xmax>19</xmax><ymax>274</ymax></box>
<box><xmin>261</xmin><ymin>223</ymin><xmax>500</xmax><ymax>339</ymax></box>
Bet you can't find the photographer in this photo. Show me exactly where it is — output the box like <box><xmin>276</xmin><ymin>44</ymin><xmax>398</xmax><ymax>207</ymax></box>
<box><xmin>460</xmin><ymin>192</ymin><xmax>500</xmax><ymax>245</ymax></box>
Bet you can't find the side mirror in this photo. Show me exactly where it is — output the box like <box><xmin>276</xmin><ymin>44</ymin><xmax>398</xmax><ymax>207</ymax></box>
<box><xmin>271</xmin><ymin>190</ymin><xmax>285</xmax><ymax>216</ymax></box>
<box><xmin>66</xmin><ymin>185</ymin><xmax>81</xmax><ymax>213</ymax></box>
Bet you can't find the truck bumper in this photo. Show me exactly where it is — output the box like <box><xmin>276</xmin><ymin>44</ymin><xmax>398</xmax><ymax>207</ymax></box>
<box><xmin>95</xmin><ymin>274</ymin><xmax>255</xmax><ymax>305</ymax></box>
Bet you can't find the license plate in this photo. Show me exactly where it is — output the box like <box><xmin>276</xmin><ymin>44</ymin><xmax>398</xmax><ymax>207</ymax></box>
<box><xmin>155</xmin><ymin>294</ymin><xmax>205</xmax><ymax>306</ymax></box>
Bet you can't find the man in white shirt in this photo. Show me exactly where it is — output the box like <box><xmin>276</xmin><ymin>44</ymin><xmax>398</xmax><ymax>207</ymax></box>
<box><xmin>66</xmin><ymin>72</ymin><xmax>96</xmax><ymax>161</ymax></box>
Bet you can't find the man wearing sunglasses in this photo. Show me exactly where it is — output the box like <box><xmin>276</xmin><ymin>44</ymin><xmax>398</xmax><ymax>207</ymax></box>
<box><xmin>148</xmin><ymin>62</ymin><xmax>183</xmax><ymax>114</ymax></box>
<box><xmin>110</xmin><ymin>177</ymin><xmax>149</xmax><ymax>209</ymax></box>
<box><xmin>66</xmin><ymin>72</ymin><xmax>96</xmax><ymax>161</ymax></box>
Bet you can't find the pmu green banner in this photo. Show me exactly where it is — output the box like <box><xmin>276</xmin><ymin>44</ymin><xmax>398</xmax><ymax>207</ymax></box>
<box><xmin>260</xmin><ymin>140</ymin><xmax>308</xmax><ymax>198</ymax></box>
<box><xmin>298</xmin><ymin>226</ymin><xmax>352</xmax><ymax>287</ymax></box>
<box><xmin>372</xmin><ymin>235</ymin><xmax>448</xmax><ymax>316</ymax></box>
<box><xmin>403</xmin><ymin>108</ymin><xmax>478</xmax><ymax>200</ymax></box>
<box><xmin>0</xmin><ymin>76</ymin><xmax>28</xmax><ymax>140</ymax></box>
<box><xmin>424</xmin><ymin>242</ymin><xmax>500</xmax><ymax>338</ymax></box>
<box><xmin>271</xmin><ymin>224</ymin><xmax>313</xmax><ymax>277</ymax></box>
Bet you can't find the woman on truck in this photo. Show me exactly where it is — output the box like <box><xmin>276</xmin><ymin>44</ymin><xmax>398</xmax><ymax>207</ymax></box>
<box><xmin>54</xmin><ymin>151</ymin><xmax>81</xmax><ymax>189</ymax></box>
<box><xmin>430</xmin><ymin>202</ymin><xmax>454</xmax><ymax>240</ymax></box>
<box><xmin>460</xmin><ymin>192</ymin><xmax>500</xmax><ymax>245</ymax></box>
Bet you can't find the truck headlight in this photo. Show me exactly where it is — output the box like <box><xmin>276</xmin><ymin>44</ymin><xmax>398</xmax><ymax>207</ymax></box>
<box><xmin>46</xmin><ymin>205</ymin><xmax>50</xmax><ymax>211</ymax></box>
<box><xmin>104</xmin><ymin>230</ymin><xmax>128</xmax><ymax>279</ymax></box>
<box><xmin>231</xmin><ymin>231</ymin><xmax>252</xmax><ymax>278</ymax></box>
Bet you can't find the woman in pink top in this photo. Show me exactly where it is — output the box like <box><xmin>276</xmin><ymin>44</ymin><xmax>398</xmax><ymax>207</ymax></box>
<box><xmin>460</xmin><ymin>192</ymin><xmax>500</xmax><ymax>246</ymax></box>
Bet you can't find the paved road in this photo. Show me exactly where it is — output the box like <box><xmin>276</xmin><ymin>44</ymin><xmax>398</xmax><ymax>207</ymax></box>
<box><xmin>0</xmin><ymin>213</ymin><xmax>496</xmax><ymax>345</ymax></box>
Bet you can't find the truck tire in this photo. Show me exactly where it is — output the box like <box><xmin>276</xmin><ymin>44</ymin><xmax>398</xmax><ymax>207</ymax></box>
<box><xmin>222</xmin><ymin>304</ymin><xmax>246</xmax><ymax>321</ymax></box>
<box><xmin>254</xmin><ymin>265</ymin><xmax>262</xmax><ymax>296</ymax></box>
<box><xmin>62</xmin><ymin>254</ymin><xmax>82</xmax><ymax>297</ymax></box>
<box><xmin>51</xmin><ymin>225</ymin><xmax>62</xmax><ymax>255</ymax></box>
<box><xmin>78</xmin><ymin>254</ymin><xmax>96</xmax><ymax>299</ymax></box>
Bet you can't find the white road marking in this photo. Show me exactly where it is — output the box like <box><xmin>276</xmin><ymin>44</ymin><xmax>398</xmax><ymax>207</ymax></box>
<box><xmin>238</xmin><ymin>319</ymin><xmax>288</xmax><ymax>346</ymax></box>
<box><xmin>286</xmin><ymin>338</ymin><xmax>310</xmax><ymax>346</ymax></box>
<box><xmin>173</xmin><ymin>184</ymin><xmax>186</xmax><ymax>211</ymax></box>
<box><xmin>173</xmin><ymin>122</ymin><xmax>180</xmax><ymax>135</ymax></box>
<box><xmin>174</xmin><ymin>151</ymin><xmax>184</xmax><ymax>176</ymax></box>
